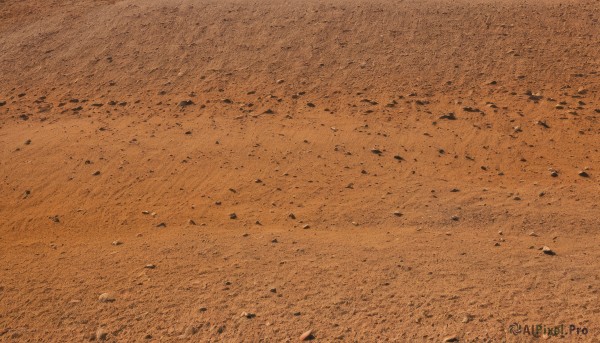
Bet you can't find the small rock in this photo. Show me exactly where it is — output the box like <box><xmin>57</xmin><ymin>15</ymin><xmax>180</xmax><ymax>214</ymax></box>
<box><xmin>183</xmin><ymin>326</ymin><xmax>197</xmax><ymax>337</ymax></box>
<box><xmin>92</xmin><ymin>170</ymin><xmax>101</xmax><ymax>176</ymax></box>
<box><xmin>98</xmin><ymin>293</ymin><xmax>115</xmax><ymax>303</ymax></box>
<box><xmin>96</xmin><ymin>328</ymin><xmax>108</xmax><ymax>341</ymax></box>
<box><xmin>578</xmin><ymin>171</ymin><xmax>589</xmax><ymax>177</ymax></box>
<box><xmin>178</xmin><ymin>100</ymin><xmax>194</xmax><ymax>107</ymax></box>
<box><xmin>241</xmin><ymin>312</ymin><xmax>256</xmax><ymax>319</ymax></box>
<box><xmin>542</xmin><ymin>246</ymin><xmax>556</xmax><ymax>255</ymax></box>
<box><xmin>302</xmin><ymin>224</ymin><xmax>310</xmax><ymax>229</ymax></box>
<box><xmin>144</xmin><ymin>264</ymin><xmax>156</xmax><ymax>269</ymax></box>
<box><xmin>451</xmin><ymin>215</ymin><xmax>460</xmax><ymax>221</ymax></box>
<box><xmin>188</xmin><ymin>219</ymin><xmax>197</xmax><ymax>225</ymax></box>
<box><xmin>229</xmin><ymin>213</ymin><xmax>237</xmax><ymax>219</ymax></box>
<box><xmin>439</xmin><ymin>113</ymin><xmax>457</xmax><ymax>120</ymax></box>
<box><xmin>537</xmin><ymin>120</ymin><xmax>550</xmax><ymax>128</ymax></box>
<box><xmin>270</xmin><ymin>288</ymin><xmax>277</xmax><ymax>293</ymax></box>
<box><xmin>156</xmin><ymin>222</ymin><xmax>166</xmax><ymax>228</ymax></box>
<box><xmin>111</xmin><ymin>240</ymin><xmax>123</xmax><ymax>246</ymax></box>
<box><xmin>393</xmin><ymin>211</ymin><xmax>403</xmax><ymax>217</ymax></box>
<box><xmin>371</xmin><ymin>148</ymin><xmax>382</xmax><ymax>155</ymax></box>
<box><xmin>443</xmin><ymin>335</ymin><xmax>459</xmax><ymax>342</ymax></box>
<box><xmin>300</xmin><ymin>330</ymin><xmax>314</xmax><ymax>341</ymax></box>
<box><xmin>288</xmin><ymin>213</ymin><xmax>296</xmax><ymax>219</ymax></box>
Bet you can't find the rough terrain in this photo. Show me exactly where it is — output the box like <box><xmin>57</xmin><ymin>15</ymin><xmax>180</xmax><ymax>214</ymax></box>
<box><xmin>1</xmin><ymin>0</ymin><xmax>599</xmax><ymax>341</ymax></box>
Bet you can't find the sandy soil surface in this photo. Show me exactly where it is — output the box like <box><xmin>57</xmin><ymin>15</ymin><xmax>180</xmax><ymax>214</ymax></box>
<box><xmin>1</xmin><ymin>0</ymin><xmax>599</xmax><ymax>341</ymax></box>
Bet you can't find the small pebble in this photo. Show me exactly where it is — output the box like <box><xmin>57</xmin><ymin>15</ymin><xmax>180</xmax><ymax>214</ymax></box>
<box><xmin>300</xmin><ymin>330</ymin><xmax>314</xmax><ymax>341</ymax></box>
<box><xmin>98</xmin><ymin>293</ymin><xmax>115</xmax><ymax>303</ymax></box>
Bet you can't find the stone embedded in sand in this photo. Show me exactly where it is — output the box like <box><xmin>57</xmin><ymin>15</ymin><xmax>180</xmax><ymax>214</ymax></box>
<box><xmin>144</xmin><ymin>264</ymin><xmax>156</xmax><ymax>269</ymax></box>
<box><xmin>98</xmin><ymin>293</ymin><xmax>115</xmax><ymax>303</ymax></box>
<box><xmin>542</xmin><ymin>246</ymin><xmax>555</xmax><ymax>255</ymax></box>
<box><xmin>19</xmin><ymin>114</ymin><xmax>29</xmax><ymax>120</ymax></box>
<box><xmin>300</xmin><ymin>330</ymin><xmax>314</xmax><ymax>341</ymax></box>
<box><xmin>178</xmin><ymin>100</ymin><xmax>194</xmax><ymax>107</ymax></box>
<box><xmin>306</xmin><ymin>102</ymin><xmax>315</xmax><ymax>107</ymax></box>
<box><xmin>451</xmin><ymin>215</ymin><xmax>460</xmax><ymax>221</ymax></box>
<box><xmin>276</xmin><ymin>79</ymin><xmax>284</xmax><ymax>84</ymax></box>
<box><xmin>537</xmin><ymin>120</ymin><xmax>550</xmax><ymax>128</ymax></box>
<box><xmin>0</xmin><ymin>100</ymin><xmax>6</xmax><ymax>106</ymax></box>
<box><xmin>393</xmin><ymin>211</ymin><xmax>403</xmax><ymax>217</ymax></box>
<box><xmin>156</xmin><ymin>222</ymin><xmax>167</xmax><ymax>228</ymax></box>
<box><xmin>371</xmin><ymin>148</ymin><xmax>382</xmax><ymax>155</ymax></box>
<box><xmin>241</xmin><ymin>312</ymin><xmax>256</xmax><ymax>319</ymax></box>
<box><xmin>24</xmin><ymin>139</ymin><xmax>31</xmax><ymax>145</ymax></box>
<box><xmin>462</xmin><ymin>107</ymin><xmax>480</xmax><ymax>113</ymax></box>
<box><xmin>288</xmin><ymin>213</ymin><xmax>296</xmax><ymax>219</ymax></box>
<box><xmin>229</xmin><ymin>213</ymin><xmax>237</xmax><ymax>219</ymax></box>
<box><xmin>550</xmin><ymin>170</ymin><xmax>559</xmax><ymax>177</ymax></box>
<box><xmin>302</xmin><ymin>224</ymin><xmax>310</xmax><ymax>229</ymax></box>
<box><xmin>439</xmin><ymin>113</ymin><xmax>457</xmax><ymax>120</ymax></box>
<box><xmin>92</xmin><ymin>170</ymin><xmax>101</xmax><ymax>176</ymax></box>
<box><xmin>578</xmin><ymin>171</ymin><xmax>590</xmax><ymax>177</ymax></box>
<box><xmin>96</xmin><ymin>328</ymin><xmax>108</xmax><ymax>341</ymax></box>
<box><xmin>111</xmin><ymin>240</ymin><xmax>123</xmax><ymax>246</ymax></box>
<box><xmin>188</xmin><ymin>219</ymin><xmax>197</xmax><ymax>225</ymax></box>
<box><xmin>183</xmin><ymin>326</ymin><xmax>197</xmax><ymax>337</ymax></box>
<box><xmin>443</xmin><ymin>335</ymin><xmax>459</xmax><ymax>342</ymax></box>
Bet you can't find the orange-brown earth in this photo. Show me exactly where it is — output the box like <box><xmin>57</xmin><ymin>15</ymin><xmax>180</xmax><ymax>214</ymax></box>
<box><xmin>1</xmin><ymin>0</ymin><xmax>599</xmax><ymax>341</ymax></box>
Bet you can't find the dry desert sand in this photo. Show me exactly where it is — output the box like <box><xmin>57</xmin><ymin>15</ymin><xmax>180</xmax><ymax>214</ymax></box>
<box><xmin>1</xmin><ymin>0</ymin><xmax>600</xmax><ymax>341</ymax></box>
